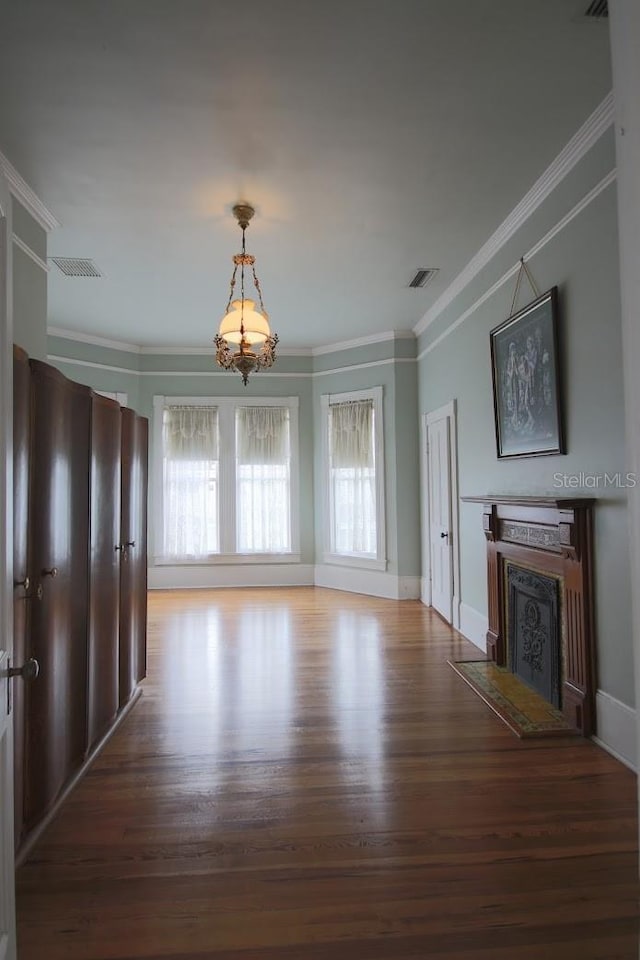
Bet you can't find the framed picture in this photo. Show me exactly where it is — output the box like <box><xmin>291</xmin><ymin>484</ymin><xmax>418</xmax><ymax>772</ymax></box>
<box><xmin>490</xmin><ymin>286</ymin><xmax>564</xmax><ymax>459</ymax></box>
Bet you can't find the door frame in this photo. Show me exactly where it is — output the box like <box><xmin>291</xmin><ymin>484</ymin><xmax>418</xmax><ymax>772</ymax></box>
<box><xmin>0</xmin><ymin>167</ymin><xmax>17</xmax><ymax>960</ymax></box>
<box><xmin>421</xmin><ymin>400</ymin><xmax>460</xmax><ymax>629</ymax></box>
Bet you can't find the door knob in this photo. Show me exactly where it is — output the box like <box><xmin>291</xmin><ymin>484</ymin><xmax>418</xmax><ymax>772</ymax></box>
<box><xmin>440</xmin><ymin>531</ymin><xmax>448</xmax><ymax>539</ymax></box>
<box><xmin>41</xmin><ymin>567</ymin><xmax>58</xmax><ymax>578</ymax></box>
<box><xmin>23</xmin><ymin>583</ymin><xmax>43</xmax><ymax>601</ymax></box>
<box><xmin>14</xmin><ymin>575</ymin><xmax>30</xmax><ymax>592</ymax></box>
<box><xmin>115</xmin><ymin>544</ymin><xmax>124</xmax><ymax>552</ymax></box>
<box><xmin>8</xmin><ymin>658</ymin><xmax>40</xmax><ymax>681</ymax></box>
<box><xmin>125</xmin><ymin>541</ymin><xmax>135</xmax><ymax>548</ymax></box>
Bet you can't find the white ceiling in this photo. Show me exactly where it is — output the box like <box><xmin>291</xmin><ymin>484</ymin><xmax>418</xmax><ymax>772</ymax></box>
<box><xmin>0</xmin><ymin>0</ymin><xmax>612</xmax><ymax>349</ymax></box>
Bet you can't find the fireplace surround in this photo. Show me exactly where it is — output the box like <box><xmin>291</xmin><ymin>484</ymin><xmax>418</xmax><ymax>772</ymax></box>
<box><xmin>462</xmin><ymin>496</ymin><xmax>595</xmax><ymax>735</ymax></box>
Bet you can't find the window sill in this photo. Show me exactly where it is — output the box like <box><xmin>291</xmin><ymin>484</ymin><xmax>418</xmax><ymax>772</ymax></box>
<box><xmin>322</xmin><ymin>553</ymin><xmax>387</xmax><ymax>572</ymax></box>
<box><xmin>153</xmin><ymin>553</ymin><xmax>302</xmax><ymax>567</ymax></box>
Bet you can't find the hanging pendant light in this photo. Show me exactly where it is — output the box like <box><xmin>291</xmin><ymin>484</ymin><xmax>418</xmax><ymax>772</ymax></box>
<box><xmin>214</xmin><ymin>203</ymin><xmax>278</xmax><ymax>385</ymax></box>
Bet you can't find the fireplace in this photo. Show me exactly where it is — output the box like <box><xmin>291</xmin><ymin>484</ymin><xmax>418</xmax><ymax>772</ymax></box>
<box><xmin>506</xmin><ymin>562</ymin><xmax>561</xmax><ymax>708</ymax></box>
<box><xmin>462</xmin><ymin>496</ymin><xmax>595</xmax><ymax>735</ymax></box>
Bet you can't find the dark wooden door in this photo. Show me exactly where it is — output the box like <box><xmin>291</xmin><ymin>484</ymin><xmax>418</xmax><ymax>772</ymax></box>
<box><xmin>133</xmin><ymin>415</ymin><xmax>148</xmax><ymax>684</ymax></box>
<box><xmin>12</xmin><ymin>345</ymin><xmax>30</xmax><ymax>848</ymax></box>
<box><xmin>119</xmin><ymin>409</ymin><xmax>148</xmax><ymax>705</ymax></box>
<box><xmin>87</xmin><ymin>393</ymin><xmax>122</xmax><ymax>751</ymax></box>
<box><xmin>25</xmin><ymin>360</ymin><xmax>91</xmax><ymax>828</ymax></box>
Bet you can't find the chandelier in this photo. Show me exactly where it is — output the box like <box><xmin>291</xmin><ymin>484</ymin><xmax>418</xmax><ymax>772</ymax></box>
<box><xmin>214</xmin><ymin>202</ymin><xmax>278</xmax><ymax>385</ymax></box>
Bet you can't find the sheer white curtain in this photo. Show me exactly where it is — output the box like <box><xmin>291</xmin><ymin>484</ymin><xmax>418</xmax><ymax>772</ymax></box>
<box><xmin>329</xmin><ymin>400</ymin><xmax>376</xmax><ymax>555</ymax></box>
<box><xmin>163</xmin><ymin>405</ymin><xmax>219</xmax><ymax>558</ymax></box>
<box><xmin>236</xmin><ymin>406</ymin><xmax>291</xmax><ymax>552</ymax></box>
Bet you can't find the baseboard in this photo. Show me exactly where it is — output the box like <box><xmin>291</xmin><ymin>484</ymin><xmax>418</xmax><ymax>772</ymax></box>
<box><xmin>593</xmin><ymin>690</ymin><xmax>637</xmax><ymax>771</ymax></box>
<box><xmin>420</xmin><ymin>576</ymin><xmax>430</xmax><ymax>606</ymax></box>
<box><xmin>459</xmin><ymin>602</ymin><xmax>488</xmax><ymax>653</ymax></box>
<box><xmin>398</xmin><ymin>576</ymin><xmax>421</xmax><ymax>600</ymax></box>
<box><xmin>314</xmin><ymin>565</ymin><xmax>420</xmax><ymax>600</ymax></box>
<box><xmin>148</xmin><ymin>563</ymin><xmax>315</xmax><ymax>590</ymax></box>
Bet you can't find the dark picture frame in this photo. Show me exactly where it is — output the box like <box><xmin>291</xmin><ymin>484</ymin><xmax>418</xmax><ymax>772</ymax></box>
<box><xmin>490</xmin><ymin>286</ymin><xmax>564</xmax><ymax>459</ymax></box>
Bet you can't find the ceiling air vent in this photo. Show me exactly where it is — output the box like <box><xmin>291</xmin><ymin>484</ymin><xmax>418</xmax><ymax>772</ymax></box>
<box><xmin>408</xmin><ymin>268</ymin><xmax>439</xmax><ymax>289</ymax></box>
<box><xmin>51</xmin><ymin>257</ymin><xmax>102</xmax><ymax>278</ymax></box>
<box><xmin>583</xmin><ymin>0</ymin><xmax>608</xmax><ymax>18</ymax></box>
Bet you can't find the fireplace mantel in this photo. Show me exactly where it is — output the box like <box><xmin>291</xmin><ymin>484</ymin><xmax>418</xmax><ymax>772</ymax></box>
<box><xmin>462</xmin><ymin>495</ymin><xmax>596</xmax><ymax>509</ymax></box>
<box><xmin>462</xmin><ymin>495</ymin><xmax>595</xmax><ymax>735</ymax></box>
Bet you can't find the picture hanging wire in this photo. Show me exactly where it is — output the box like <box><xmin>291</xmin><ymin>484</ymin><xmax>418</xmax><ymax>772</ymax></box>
<box><xmin>509</xmin><ymin>257</ymin><xmax>541</xmax><ymax>318</ymax></box>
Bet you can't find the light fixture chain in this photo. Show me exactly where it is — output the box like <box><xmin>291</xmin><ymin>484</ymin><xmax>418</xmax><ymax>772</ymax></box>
<box><xmin>252</xmin><ymin>265</ymin><xmax>267</xmax><ymax>316</ymax></box>
<box><xmin>225</xmin><ymin>262</ymin><xmax>239</xmax><ymax>314</ymax></box>
<box><xmin>240</xmin><ymin>225</ymin><xmax>246</xmax><ymax>335</ymax></box>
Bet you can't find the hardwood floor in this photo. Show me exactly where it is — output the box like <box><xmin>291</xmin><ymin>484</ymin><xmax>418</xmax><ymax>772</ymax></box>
<box><xmin>16</xmin><ymin>588</ymin><xmax>639</xmax><ymax>959</ymax></box>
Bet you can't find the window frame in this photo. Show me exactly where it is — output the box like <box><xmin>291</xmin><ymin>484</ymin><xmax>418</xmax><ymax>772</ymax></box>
<box><xmin>321</xmin><ymin>386</ymin><xmax>386</xmax><ymax>571</ymax></box>
<box><xmin>153</xmin><ymin>395</ymin><xmax>300</xmax><ymax>565</ymax></box>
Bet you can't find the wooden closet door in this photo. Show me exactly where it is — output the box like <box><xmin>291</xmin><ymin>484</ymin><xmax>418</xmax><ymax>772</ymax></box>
<box><xmin>12</xmin><ymin>345</ymin><xmax>30</xmax><ymax>847</ymax></box>
<box><xmin>133</xmin><ymin>414</ymin><xmax>148</xmax><ymax>684</ymax></box>
<box><xmin>25</xmin><ymin>360</ymin><xmax>91</xmax><ymax>828</ymax></box>
<box><xmin>87</xmin><ymin>393</ymin><xmax>122</xmax><ymax>751</ymax></box>
<box><xmin>119</xmin><ymin>409</ymin><xmax>148</xmax><ymax>706</ymax></box>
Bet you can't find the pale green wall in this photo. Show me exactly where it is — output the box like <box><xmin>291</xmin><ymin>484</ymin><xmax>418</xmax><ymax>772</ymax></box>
<box><xmin>393</xmin><ymin>359</ymin><xmax>421</xmax><ymax>577</ymax></box>
<box><xmin>417</xmin><ymin>137</ymin><xmax>632</xmax><ymax>707</ymax></box>
<box><xmin>45</xmin><ymin>336</ymin><xmax>423</xmax><ymax>578</ymax></box>
<box><xmin>12</xmin><ymin>198</ymin><xmax>46</xmax><ymax>260</ymax></box>
<box><xmin>47</xmin><ymin>335</ymin><xmax>141</xmax><ymax>410</ymax></box>
<box><xmin>12</xmin><ymin>198</ymin><xmax>47</xmax><ymax>360</ymax></box>
<box><xmin>46</xmin><ymin>339</ymin><xmax>316</xmax><ymax>564</ymax></box>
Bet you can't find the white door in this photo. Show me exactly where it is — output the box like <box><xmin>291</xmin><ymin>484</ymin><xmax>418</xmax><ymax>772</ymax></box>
<box><xmin>427</xmin><ymin>414</ymin><xmax>453</xmax><ymax>623</ymax></box>
<box><xmin>0</xmin><ymin>174</ymin><xmax>17</xmax><ymax>960</ymax></box>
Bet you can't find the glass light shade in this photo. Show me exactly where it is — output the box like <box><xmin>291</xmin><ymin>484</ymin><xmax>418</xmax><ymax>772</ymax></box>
<box><xmin>218</xmin><ymin>299</ymin><xmax>270</xmax><ymax>345</ymax></box>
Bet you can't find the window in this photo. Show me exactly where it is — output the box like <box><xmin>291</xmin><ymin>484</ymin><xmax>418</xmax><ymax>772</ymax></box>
<box><xmin>322</xmin><ymin>387</ymin><xmax>385</xmax><ymax>569</ymax></box>
<box><xmin>162</xmin><ymin>405</ymin><xmax>219</xmax><ymax>558</ymax></box>
<box><xmin>154</xmin><ymin>396</ymin><xmax>299</xmax><ymax>563</ymax></box>
<box><xmin>236</xmin><ymin>406</ymin><xmax>291</xmax><ymax>553</ymax></box>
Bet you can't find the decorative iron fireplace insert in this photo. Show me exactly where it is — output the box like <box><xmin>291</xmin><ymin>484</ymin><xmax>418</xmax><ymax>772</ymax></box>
<box><xmin>506</xmin><ymin>562</ymin><xmax>561</xmax><ymax>708</ymax></box>
<box><xmin>462</xmin><ymin>497</ymin><xmax>595</xmax><ymax>735</ymax></box>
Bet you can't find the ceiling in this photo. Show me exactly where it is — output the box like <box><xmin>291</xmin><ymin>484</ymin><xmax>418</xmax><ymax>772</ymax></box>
<box><xmin>0</xmin><ymin>0</ymin><xmax>612</xmax><ymax>349</ymax></box>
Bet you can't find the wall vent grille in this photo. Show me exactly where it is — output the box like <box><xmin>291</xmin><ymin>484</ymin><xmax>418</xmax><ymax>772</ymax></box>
<box><xmin>584</xmin><ymin>0</ymin><xmax>608</xmax><ymax>18</ymax></box>
<box><xmin>408</xmin><ymin>268</ymin><xmax>439</xmax><ymax>289</ymax></box>
<box><xmin>51</xmin><ymin>257</ymin><xmax>102</xmax><ymax>277</ymax></box>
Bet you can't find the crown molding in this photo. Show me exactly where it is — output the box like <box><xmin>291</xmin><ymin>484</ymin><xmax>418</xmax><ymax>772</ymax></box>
<box><xmin>47</xmin><ymin>326</ymin><xmax>415</xmax><ymax>358</ymax></box>
<box><xmin>314</xmin><ymin>356</ymin><xmax>415</xmax><ymax>377</ymax></box>
<box><xmin>12</xmin><ymin>235</ymin><xmax>49</xmax><ymax>272</ymax></box>
<box><xmin>414</xmin><ymin>91</ymin><xmax>615</xmax><ymax>337</ymax></box>
<box><xmin>138</xmin><ymin>345</ymin><xmax>211</xmax><ymax>355</ymax></box>
<box><xmin>417</xmin><ymin>168</ymin><xmax>616</xmax><ymax>362</ymax></box>
<box><xmin>47</xmin><ymin>325</ymin><xmax>141</xmax><ymax>354</ymax></box>
<box><xmin>265</xmin><ymin>345</ymin><xmax>314</xmax><ymax>357</ymax></box>
<box><xmin>48</xmin><ymin>355</ymin><xmax>313</xmax><ymax>378</ymax></box>
<box><xmin>137</xmin><ymin>344</ymin><xmax>313</xmax><ymax>357</ymax></box>
<box><xmin>0</xmin><ymin>151</ymin><xmax>59</xmax><ymax>232</ymax></box>
<box><xmin>48</xmin><ymin>353</ymin><xmax>417</xmax><ymax>379</ymax></box>
<box><xmin>47</xmin><ymin>356</ymin><xmax>140</xmax><ymax>376</ymax></box>
<box><xmin>312</xmin><ymin>330</ymin><xmax>415</xmax><ymax>356</ymax></box>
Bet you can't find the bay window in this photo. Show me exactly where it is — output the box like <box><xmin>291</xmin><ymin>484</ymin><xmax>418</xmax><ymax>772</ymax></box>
<box><xmin>321</xmin><ymin>386</ymin><xmax>385</xmax><ymax>569</ymax></box>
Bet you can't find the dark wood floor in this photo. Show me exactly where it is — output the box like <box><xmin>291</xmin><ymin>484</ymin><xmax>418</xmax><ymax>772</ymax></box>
<box><xmin>16</xmin><ymin>588</ymin><xmax>639</xmax><ymax>959</ymax></box>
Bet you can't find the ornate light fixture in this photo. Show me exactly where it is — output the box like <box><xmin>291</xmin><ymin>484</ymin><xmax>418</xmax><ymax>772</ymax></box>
<box><xmin>214</xmin><ymin>202</ymin><xmax>278</xmax><ymax>385</ymax></box>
